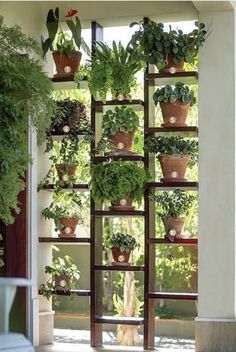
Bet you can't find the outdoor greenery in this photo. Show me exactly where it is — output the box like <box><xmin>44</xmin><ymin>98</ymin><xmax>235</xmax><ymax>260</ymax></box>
<box><xmin>106</xmin><ymin>232</ymin><xmax>137</xmax><ymax>253</ymax></box>
<box><xmin>76</xmin><ymin>41</ymin><xmax>143</xmax><ymax>102</ymax></box>
<box><xmin>0</xmin><ymin>16</ymin><xmax>54</xmax><ymax>224</ymax></box>
<box><xmin>90</xmin><ymin>161</ymin><xmax>149</xmax><ymax>204</ymax></box>
<box><xmin>150</xmin><ymin>190</ymin><xmax>197</xmax><ymax>218</ymax></box>
<box><xmin>42</xmin><ymin>193</ymin><xmax>82</xmax><ymax>232</ymax></box>
<box><xmin>145</xmin><ymin>136</ymin><xmax>198</xmax><ymax>167</ymax></box>
<box><xmin>40</xmin><ymin>256</ymin><xmax>80</xmax><ymax>304</ymax></box>
<box><xmin>102</xmin><ymin>106</ymin><xmax>139</xmax><ymax>136</ymax></box>
<box><xmin>42</xmin><ymin>7</ymin><xmax>89</xmax><ymax>57</ymax></box>
<box><xmin>153</xmin><ymin>82</ymin><xmax>196</xmax><ymax>106</ymax></box>
<box><xmin>129</xmin><ymin>20</ymin><xmax>207</xmax><ymax>69</ymax></box>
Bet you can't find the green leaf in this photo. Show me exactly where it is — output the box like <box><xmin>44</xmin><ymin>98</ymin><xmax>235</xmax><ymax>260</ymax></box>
<box><xmin>66</xmin><ymin>18</ymin><xmax>81</xmax><ymax>50</ymax></box>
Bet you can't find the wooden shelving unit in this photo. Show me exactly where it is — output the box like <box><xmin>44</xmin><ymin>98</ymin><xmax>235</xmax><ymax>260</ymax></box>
<box><xmin>39</xmin><ymin>237</ymin><xmax>91</xmax><ymax>243</ymax></box>
<box><xmin>43</xmin><ymin>184</ymin><xmax>89</xmax><ymax>192</ymax></box>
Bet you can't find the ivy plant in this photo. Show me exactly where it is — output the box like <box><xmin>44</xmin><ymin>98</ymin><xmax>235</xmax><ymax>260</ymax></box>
<box><xmin>153</xmin><ymin>82</ymin><xmax>196</xmax><ymax>106</ymax></box>
<box><xmin>0</xmin><ymin>16</ymin><xmax>54</xmax><ymax>224</ymax></box>
<box><xmin>102</xmin><ymin>106</ymin><xmax>139</xmax><ymax>136</ymax></box>
<box><xmin>150</xmin><ymin>189</ymin><xmax>197</xmax><ymax>218</ymax></box>
<box><xmin>145</xmin><ymin>136</ymin><xmax>198</xmax><ymax>167</ymax></box>
<box><xmin>129</xmin><ymin>20</ymin><xmax>207</xmax><ymax>69</ymax></box>
<box><xmin>39</xmin><ymin>255</ymin><xmax>80</xmax><ymax>304</ymax></box>
<box><xmin>106</xmin><ymin>232</ymin><xmax>137</xmax><ymax>253</ymax></box>
<box><xmin>42</xmin><ymin>192</ymin><xmax>82</xmax><ymax>232</ymax></box>
<box><xmin>90</xmin><ymin>161</ymin><xmax>150</xmax><ymax>204</ymax></box>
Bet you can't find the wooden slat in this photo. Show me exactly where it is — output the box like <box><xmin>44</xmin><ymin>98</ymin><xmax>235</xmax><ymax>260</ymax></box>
<box><xmin>145</xmin><ymin>71</ymin><xmax>198</xmax><ymax>86</ymax></box>
<box><xmin>92</xmin><ymin>265</ymin><xmax>145</xmax><ymax>272</ymax></box>
<box><xmin>94</xmin><ymin>316</ymin><xmax>144</xmax><ymax>325</ymax></box>
<box><xmin>39</xmin><ymin>237</ymin><xmax>91</xmax><ymax>244</ymax></box>
<box><xmin>146</xmin><ymin>181</ymin><xmax>198</xmax><ymax>190</ymax></box>
<box><xmin>93</xmin><ymin>99</ymin><xmax>144</xmax><ymax>107</ymax></box>
<box><xmin>43</xmin><ymin>184</ymin><xmax>89</xmax><ymax>192</ymax></box>
<box><xmin>148</xmin><ymin>238</ymin><xmax>198</xmax><ymax>245</ymax></box>
<box><xmin>92</xmin><ymin>210</ymin><xmax>145</xmax><ymax>217</ymax></box>
<box><xmin>92</xmin><ymin>155</ymin><xmax>144</xmax><ymax>163</ymax></box>
<box><xmin>39</xmin><ymin>289</ymin><xmax>91</xmax><ymax>297</ymax></box>
<box><xmin>148</xmin><ymin>292</ymin><xmax>198</xmax><ymax>300</ymax></box>
<box><xmin>146</xmin><ymin>127</ymin><xmax>198</xmax><ymax>137</ymax></box>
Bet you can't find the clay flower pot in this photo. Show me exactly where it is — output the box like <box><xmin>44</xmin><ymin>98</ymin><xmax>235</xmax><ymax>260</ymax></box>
<box><xmin>54</xmin><ymin>275</ymin><xmax>70</xmax><ymax>290</ymax></box>
<box><xmin>58</xmin><ymin>217</ymin><xmax>78</xmax><ymax>238</ymax></box>
<box><xmin>160</xmin><ymin>100</ymin><xmax>190</xmax><ymax>127</ymax></box>
<box><xmin>162</xmin><ymin>216</ymin><xmax>186</xmax><ymax>242</ymax></box>
<box><xmin>55</xmin><ymin>164</ymin><xmax>77</xmax><ymax>181</ymax></box>
<box><xmin>109</xmin><ymin>196</ymin><xmax>135</xmax><ymax>211</ymax></box>
<box><xmin>161</xmin><ymin>54</ymin><xmax>185</xmax><ymax>73</ymax></box>
<box><xmin>53</xmin><ymin>51</ymin><xmax>82</xmax><ymax>76</ymax></box>
<box><xmin>158</xmin><ymin>154</ymin><xmax>190</xmax><ymax>182</ymax></box>
<box><xmin>111</xmin><ymin>247</ymin><xmax>131</xmax><ymax>266</ymax></box>
<box><xmin>109</xmin><ymin>131</ymin><xmax>134</xmax><ymax>155</ymax></box>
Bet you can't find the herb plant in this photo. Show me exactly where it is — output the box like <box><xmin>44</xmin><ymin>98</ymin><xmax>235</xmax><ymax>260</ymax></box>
<box><xmin>129</xmin><ymin>20</ymin><xmax>207</xmax><ymax>69</ymax></box>
<box><xmin>42</xmin><ymin>193</ymin><xmax>82</xmax><ymax>232</ymax></box>
<box><xmin>150</xmin><ymin>190</ymin><xmax>197</xmax><ymax>218</ymax></box>
<box><xmin>86</xmin><ymin>41</ymin><xmax>143</xmax><ymax>102</ymax></box>
<box><xmin>106</xmin><ymin>232</ymin><xmax>137</xmax><ymax>253</ymax></box>
<box><xmin>39</xmin><ymin>255</ymin><xmax>80</xmax><ymax>303</ymax></box>
<box><xmin>90</xmin><ymin>161</ymin><xmax>149</xmax><ymax>204</ymax></box>
<box><xmin>153</xmin><ymin>82</ymin><xmax>196</xmax><ymax>106</ymax></box>
<box><xmin>42</xmin><ymin>7</ymin><xmax>89</xmax><ymax>57</ymax></box>
<box><xmin>0</xmin><ymin>16</ymin><xmax>54</xmax><ymax>224</ymax></box>
<box><xmin>102</xmin><ymin>106</ymin><xmax>139</xmax><ymax>136</ymax></box>
<box><xmin>145</xmin><ymin>136</ymin><xmax>198</xmax><ymax>167</ymax></box>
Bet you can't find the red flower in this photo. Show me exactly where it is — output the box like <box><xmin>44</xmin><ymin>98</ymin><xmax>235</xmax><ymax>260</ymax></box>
<box><xmin>65</xmin><ymin>9</ymin><xmax>78</xmax><ymax>17</ymax></box>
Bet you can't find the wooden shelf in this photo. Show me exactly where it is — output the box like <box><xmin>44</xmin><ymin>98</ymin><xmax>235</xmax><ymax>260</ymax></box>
<box><xmin>146</xmin><ymin>181</ymin><xmax>198</xmax><ymax>191</ymax></box>
<box><xmin>148</xmin><ymin>238</ymin><xmax>198</xmax><ymax>245</ymax></box>
<box><xmin>92</xmin><ymin>155</ymin><xmax>144</xmax><ymax>163</ymax></box>
<box><xmin>93</xmin><ymin>99</ymin><xmax>144</xmax><ymax>111</ymax></box>
<box><xmin>94</xmin><ymin>316</ymin><xmax>144</xmax><ymax>325</ymax></box>
<box><xmin>146</xmin><ymin>127</ymin><xmax>198</xmax><ymax>137</ymax></box>
<box><xmin>93</xmin><ymin>265</ymin><xmax>145</xmax><ymax>272</ymax></box>
<box><xmin>145</xmin><ymin>71</ymin><xmax>198</xmax><ymax>86</ymax></box>
<box><xmin>51</xmin><ymin>75</ymin><xmax>87</xmax><ymax>90</ymax></box>
<box><xmin>48</xmin><ymin>131</ymin><xmax>89</xmax><ymax>141</ymax></box>
<box><xmin>43</xmin><ymin>184</ymin><xmax>89</xmax><ymax>192</ymax></box>
<box><xmin>39</xmin><ymin>289</ymin><xmax>91</xmax><ymax>297</ymax></box>
<box><xmin>39</xmin><ymin>237</ymin><xmax>91</xmax><ymax>244</ymax></box>
<box><xmin>91</xmin><ymin>210</ymin><xmax>145</xmax><ymax>217</ymax></box>
<box><xmin>148</xmin><ymin>292</ymin><xmax>198</xmax><ymax>300</ymax></box>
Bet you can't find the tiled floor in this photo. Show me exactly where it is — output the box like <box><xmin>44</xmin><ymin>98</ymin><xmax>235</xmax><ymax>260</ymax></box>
<box><xmin>36</xmin><ymin>329</ymin><xmax>195</xmax><ymax>352</ymax></box>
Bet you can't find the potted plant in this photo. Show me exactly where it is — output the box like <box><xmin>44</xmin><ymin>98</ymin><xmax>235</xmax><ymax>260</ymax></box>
<box><xmin>145</xmin><ymin>136</ymin><xmax>198</xmax><ymax>182</ymax></box>
<box><xmin>39</xmin><ymin>256</ymin><xmax>80</xmax><ymax>303</ymax></box>
<box><xmin>80</xmin><ymin>41</ymin><xmax>143</xmax><ymax>102</ymax></box>
<box><xmin>153</xmin><ymin>82</ymin><xmax>196</xmax><ymax>127</ymax></box>
<box><xmin>90</xmin><ymin>161</ymin><xmax>149</xmax><ymax>211</ymax></box>
<box><xmin>106</xmin><ymin>232</ymin><xmax>137</xmax><ymax>265</ymax></box>
<box><xmin>42</xmin><ymin>193</ymin><xmax>82</xmax><ymax>237</ymax></box>
<box><xmin>100</xmin><ymin>106</ymin><xmax>139</xmax><ymax>154</ymax></box>
<box><xmin>129</xmin><ymin>20</ymin><xmax>207</xmax><ymax>72</ymax></box>
<box><xmin>150</xmin><ymin>190</ymin><xmax>197</xmax><ymax>241</ymax></box>
<box><xmin>42</xmin><ymin>7</ymin><xmax>89</xmax><ymax>77</ymax></box>
<box><xmin>0</xmin><ymin>16</ymin><xmax>54</xmax><ymax>225</ymax></box>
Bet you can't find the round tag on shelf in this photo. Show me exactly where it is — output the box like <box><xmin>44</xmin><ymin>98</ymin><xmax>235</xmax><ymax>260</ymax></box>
<box><xmin>63</xmin><ymin>125</ymin><xmax>70</xmax><ymax>133</ymax></box>
<box><xmin>118</xmin><ymin>255</ymin><xmax>125</xmax><ymax>262</ymax></box>
<box><xmin>64</xmin><ymin>66</ymin><xmax>72</xmax><ymax>73</ymax></box>
<box><xmin>62</xmin><ymin>175</ymin><xmax>69</xmax><ymax>182</ymax></box>
<box><xmin>169</xmin><ymin>229</ymin><xmax>176</xmax><ymax>237</ymax></box>
<box><xmin>169</xmin><ymin>116</ymin><xmax>176</xmax><ymax>124</ymax></box>
<box><xmin>171</xmin><ymin>171</ymin><xmax>178</xmax><ymax>178</ymax></box>
<box><xmin>117</xmin><ymin>142</ymin><xmax>124</xmax><ymax>150</ymax></box>
<box><xmin>59</xmin><ymin>279</ymin><xmax>67</xmax><ymax>287</ymax></box>
<box><xmin>169</xmin><ymin>67</ymin><xmax>177</xmax><ymax>74</ymax></box>
<box><xmin>64</xmin><ymin>226</ymin><xmax>72</xmax><ymax>234</ymax></box>
<box><xmin>120</xmin><ymin>199</ymin><xmax>127</xmax><ymax>206</ymax></box>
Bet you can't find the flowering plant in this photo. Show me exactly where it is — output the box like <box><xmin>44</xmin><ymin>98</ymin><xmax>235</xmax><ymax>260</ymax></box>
<box><xmin>42</xmin><ymin>7</ymin><xmax>88</xmax><ymax>58</ymax></box>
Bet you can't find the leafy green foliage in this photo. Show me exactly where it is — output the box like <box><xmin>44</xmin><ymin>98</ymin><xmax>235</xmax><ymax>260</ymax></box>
<box><xmin>129</xmin><ymin>20</ymin><xmax>207</xmax><ymax>68</ymax></box>
<box><xmin>150</xmin><ymin>189</ymin><xmax>197</xmax><ymax>218</ymax></box>
<box><xmin>90</xmin><ymin>161</ymin><xmax>149</xmax><ymax>204</ymax></box>
<box><xmin>86</xmin><ymin>41</ymin><xmax>144</xmax><ymax>102</ymax></box>
<box><xmin>42</xmin><ymin>7</ymin><xmax>88</xmax><ymax>57</ymax></box>
<box><xmin>42</xmin><ymin>193</ymin><xmax>82</xmax><ymax>232</ymax></box>
<box><xmin>39</xmin><ymin>255</ymin><xmax>80</xmax><ymax>303</ymax></box>
<box><xmin>102</xmin><ymin>106</ymin><xmax>139</xmax><ymax>136</ymax></box>
<box><xmin>0</xmin><ymin>16</ymin><xmax>54</xmax><ymax>224</ymax></box>
<box><xmin>106</xmin><ymin>232</ymin><xmax>137</xmax><ymax>253</ymax></box>
<box><xmin>145</xmin><ymin>136</ymin><xmax>198</xmax><ymax>167</ymax></box>
<box><xmin>113</xmin><ymin>293</ymin><xmax>143</xmax><ymax>317</ymax></box>
<box><xmin>153</xmin><ymin>82</ymin><xmax>196</xmax><ymax>106</ymax></box>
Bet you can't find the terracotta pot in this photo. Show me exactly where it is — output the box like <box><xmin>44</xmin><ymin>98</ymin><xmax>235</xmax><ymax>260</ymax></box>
<box><xmin>160</xmin><ymin>100</ymin><xmax>190</xmax><ymax>127</ymax></box>
<box><xmin>58</xmin><ymin>217</ymin><xmax>78</xmax><ymax>237</ymax></box>
<box><xmin>52</xmin><ymin>51</ymin><xmax>82</xmax><ymax>75</ymax></box>
<box><xmin>109</xmin><ymin>131</ymin><xmax>134</xmax><ymax>154</ymax></box>
<box><xmin>54</xmin><ymin>275</ymin><xmax>70</xmax><ymax>290</ymax></box>
<box><xmin>162</xmin><ymin>216</ymin><xmax>186</xmax><ymax>242</ymax></box>
<box><xmin>111</xmin><ymin>247</ymin><xmax>131</xmax><ymax>266</ymax></box>
<box><xmin>55</xmin><ymin>164</ymin><xmax>77</xmax><ymax>181</ymax></box>
<box><xmin>109</xmin><ymin>196</ymin><xmax>135</xmax><ymax>211</ymax></box>
<box><xmin>161</xmin><ymin>54</ymin><xmax>185</xmax><ymax>73</ymax></box>
<box><xmin>158</xmin><ymin>154</ymin><xmax>190</xmax><ymax>182</ymax></box>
